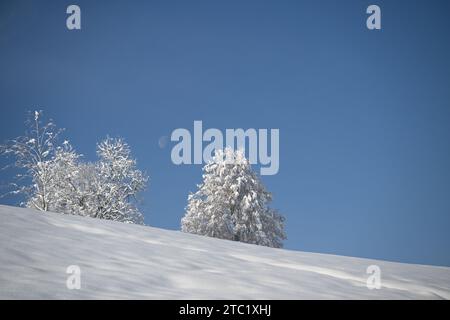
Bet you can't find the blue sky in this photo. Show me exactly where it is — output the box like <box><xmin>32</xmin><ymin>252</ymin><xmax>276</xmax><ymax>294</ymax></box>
<box><xmin>1</xmin><ymin>0</ymin><xmax>450</xmax><ymax>266</ymax></box>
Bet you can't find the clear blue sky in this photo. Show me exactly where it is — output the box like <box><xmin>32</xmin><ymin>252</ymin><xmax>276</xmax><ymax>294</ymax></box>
<box><xmin>1</xmin><ymin>0</ymin><xmax>450</xmax><ymax>266</ymax></box>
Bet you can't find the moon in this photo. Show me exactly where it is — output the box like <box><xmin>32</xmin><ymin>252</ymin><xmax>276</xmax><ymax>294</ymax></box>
<box><xmin>158</xmin><ymin>136</ymin><xmax>169</xmax><ymax>149</ymax></box>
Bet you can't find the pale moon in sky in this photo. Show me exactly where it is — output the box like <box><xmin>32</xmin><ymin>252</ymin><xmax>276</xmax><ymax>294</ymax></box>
<box><xmin>158</xmin><ymin>136</ymin><xmax>169</xmax><ymax>149</ymax></box>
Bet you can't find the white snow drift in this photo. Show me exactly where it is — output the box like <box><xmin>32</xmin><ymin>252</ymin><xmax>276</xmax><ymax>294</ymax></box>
<box><xmin>0</xmin><ymin>205</ymin><xmax>449</xmax><ymax>299</ymax></box>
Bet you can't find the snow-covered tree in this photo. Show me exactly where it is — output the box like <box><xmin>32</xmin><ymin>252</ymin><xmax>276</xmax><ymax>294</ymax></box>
<box><xmin>90</xmin><ymin>137</ymin><xmax>148</xmax><ymax>224</ymax></box>
<box><xmin>45</xmin><ymin>138</ymin><xmax>148</xmax><ymax>224</ymax></box>
<box><xmin>1</xmin><ymin>112</ymin><xmax>148</xmax><ymax>225</ymax></box>
<box><xmin>44</xmin><ymin>141</ymin><xmax>82</xmax><ymax>215</ymax></box>
<box><xmin>0</xmin><ymin>111</ymin><xmax>64</xmax><ymax>211</ymax></box>
<box><xmin>181</xmin><ymin>147</ymin><xmax>286</xmax><ymax>248</ymax></box>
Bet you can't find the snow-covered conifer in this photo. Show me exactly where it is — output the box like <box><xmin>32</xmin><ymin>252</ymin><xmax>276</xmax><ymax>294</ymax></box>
<box><xmin>181</xmin><ymin>147</ymin><xmax>286</xmax><ymax>248</ymax></box>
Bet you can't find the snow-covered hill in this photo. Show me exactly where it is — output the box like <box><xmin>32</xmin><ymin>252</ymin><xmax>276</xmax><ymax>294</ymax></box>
<box><xmin>0</xmin><ymin>205</ymin><xmax>449</xmax><ymax>300</ymax></box>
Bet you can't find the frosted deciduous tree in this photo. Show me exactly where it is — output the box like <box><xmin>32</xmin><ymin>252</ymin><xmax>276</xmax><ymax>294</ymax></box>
<box><xmin>181</xmin><ymin>147</ymin><xmax>286</xmax><ymax>248</ymax></box>
<box><xmin>0</xmin><ymin>111</ymin><xmax>64</xmax><ymax>211</ymax></box>
<box><xmin>91</xmin><ymin>137</ymin><xmax>148</xmax><ymax>224</ymax></box>
<box><xmin>1</xmin><ymin>112</ymin><xmax>148</xmax><ymax>225</ymax></box>
<box><xmin>44</xmin><ymin>141</ymin><xmax>85</xmax><ymax>215</ymax></box>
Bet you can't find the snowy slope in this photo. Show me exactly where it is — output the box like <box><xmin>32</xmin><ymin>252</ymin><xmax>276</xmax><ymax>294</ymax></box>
<box><xmin>0</xmin><ymin>205</ymin><xmax>449</xmax><ymax>300</ymax></box>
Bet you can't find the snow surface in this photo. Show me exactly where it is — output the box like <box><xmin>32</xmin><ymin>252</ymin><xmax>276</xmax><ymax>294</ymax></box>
<box><xmin>0</xmin><ymin>205</ymin><xmax>449</xmax><ymax>299</ymax></box>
